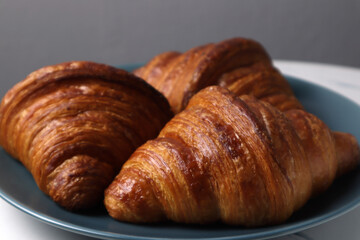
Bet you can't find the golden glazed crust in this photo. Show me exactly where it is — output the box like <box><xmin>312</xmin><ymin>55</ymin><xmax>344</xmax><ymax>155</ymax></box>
<box><xmin>0</xmin><ymin>61</ymin><xmax>173</xmax><ymax>210</ymax></box>
<box><xmin>135</xmin><ymin>37</ymin><xmax>303</xmax><ymax>113</ymax></box>
<box><xmin>105</xmin><ymin>86</ymin><xmax>359</xmax><ymax>226</ymax></box>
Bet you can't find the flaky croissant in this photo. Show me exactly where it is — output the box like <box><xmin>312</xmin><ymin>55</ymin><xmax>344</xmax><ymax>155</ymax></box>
<box><xmin>105</xmin><ymin>86</ymin><xmax>359</xmax><ymax>226</ymax></box>
<box><xmin>134</xmin><ymin>37</ymin><xmax>302</xmax><ymax>113</ymax></box>
<box><xmin>0</xmin><ymin>61</ymin><xmax>172</xmax><ymax>210</ymax></box>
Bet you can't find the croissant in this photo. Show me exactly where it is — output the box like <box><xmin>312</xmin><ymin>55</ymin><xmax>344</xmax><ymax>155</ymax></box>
<box><xmin>104</xmin><ymin>86</ymin><xmax>359</xmax><ymax>226</ymax></box>
<box><xmin>0</xmin><ymin>61</ymin><xmax>172</xmax><ymax>210</ymax></box>
<box><xmin>134</xmin><ymin>37</ymin><xmax>303</xmax><ymax>113</ymax></box>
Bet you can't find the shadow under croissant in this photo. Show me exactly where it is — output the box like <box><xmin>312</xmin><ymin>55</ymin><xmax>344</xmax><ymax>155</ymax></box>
<box><xmin>287</xmin><ymin>167</ymin><xmax>360</xmax><ymax>223</ymax></box>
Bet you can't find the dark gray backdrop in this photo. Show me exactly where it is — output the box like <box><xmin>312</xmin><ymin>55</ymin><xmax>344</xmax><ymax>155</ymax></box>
<box><xmin>1</xmin><ymin>0</ymin><xmax>359</xmax><ymax>97</ymax></box>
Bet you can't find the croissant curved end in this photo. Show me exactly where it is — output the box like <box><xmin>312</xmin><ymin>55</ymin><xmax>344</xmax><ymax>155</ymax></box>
<box><xmin>104</xmin><ymin>165</ymin><xmax>165</xmax><ymax>223</ymax></box>
<box><xmin>47</xmin><ymin>155</ymin><xmax>115</xmax><ymax>210</ymax></box>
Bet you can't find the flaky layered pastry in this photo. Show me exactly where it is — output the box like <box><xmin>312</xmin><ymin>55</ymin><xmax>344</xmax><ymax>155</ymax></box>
<box><xmin>105</xmin><ymin>86</ymin><xmax>359</xmax><ymax>226</ymax></box>
<box><xmin>0</xmin><ymin>61</ymin><xmax>172</xmax><ymax>210</ymax></box>
<box><xmin>134</xmin><ymin>37</ymin><xmax>302</xmax><ymax>113</ymax></box>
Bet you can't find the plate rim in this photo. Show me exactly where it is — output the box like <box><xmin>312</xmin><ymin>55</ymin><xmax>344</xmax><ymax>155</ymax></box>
<box><xmin>2</xmin><ymin>188</ymin><xmax>360</xmax><ymax>240</ymax></box>
<box><xmin>1</xmin><ymin>71</ymin><xmax>360</xmax><ymax>240</ymax></box>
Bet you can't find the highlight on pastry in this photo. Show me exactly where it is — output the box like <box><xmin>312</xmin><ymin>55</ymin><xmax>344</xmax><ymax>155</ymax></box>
<box><xmin>134</xmin><ymin>37</ymin><xmax>303</xmax><ymax>113</ymax></box>
<box><xmin>104</xmin><ymin>86</ymin><xmax>360</xmax><ymax>226</ymax></box>
<box><xmin>0</xmin><ymin>61</ymin><xmax>173</xmax><ymax>210</ymax></box>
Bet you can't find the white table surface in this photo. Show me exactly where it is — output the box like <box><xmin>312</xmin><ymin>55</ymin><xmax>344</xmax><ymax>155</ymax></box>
<box><xmin>1</xmin><ymin>60</ymin><xmax>360</xmax><ymax>240</ymax></box>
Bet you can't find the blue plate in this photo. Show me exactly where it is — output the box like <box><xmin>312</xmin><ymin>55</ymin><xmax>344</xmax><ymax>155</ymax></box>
<box><xmin>1</xmin><ymin>65</ymin><xmax>360</xmax><ymax>240</ymax></box>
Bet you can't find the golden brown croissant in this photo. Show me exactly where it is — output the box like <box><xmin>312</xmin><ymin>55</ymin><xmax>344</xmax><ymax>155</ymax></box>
<box><xmin>104</xmin><ymin>86</ymin><xmax>359</xmax><ymax>226</ymax></box>
<box><xmin>134</xmin><ymin>37</ymin><xmax>303</xmax><ymax>113</ymax></box>
<box><xmin>0</xmin><ymin>61</ymin><xmax>173</xmax><ymax>210</ymax></box>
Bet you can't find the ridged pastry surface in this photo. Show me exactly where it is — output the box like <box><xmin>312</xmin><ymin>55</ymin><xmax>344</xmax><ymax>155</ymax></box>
<box><xmin>0</xmin><ymin>61</ymin><xmax>173</xmax><ymax>210</ymax></box>
<box><xmin>105</xmin><ymin>86</ymin><xmax>359</xmax><ymax>226</ymax></box>
<box><xmin>135</xmin><ymin>37</ymin><xmax>303</xmax><ymax>113</ymax></box>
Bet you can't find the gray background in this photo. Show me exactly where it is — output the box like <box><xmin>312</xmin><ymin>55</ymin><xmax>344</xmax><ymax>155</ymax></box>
<box><xmin>0</xmin><ymin>0</ymin><xmax>359</xmax><ymax>97</ymax></box>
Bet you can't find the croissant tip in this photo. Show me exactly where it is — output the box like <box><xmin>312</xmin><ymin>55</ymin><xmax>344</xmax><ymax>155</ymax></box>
<box><xmin>104</xmin><ymin>167</ymin><xmax>166</xmax><ymax>223</ymax></box>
